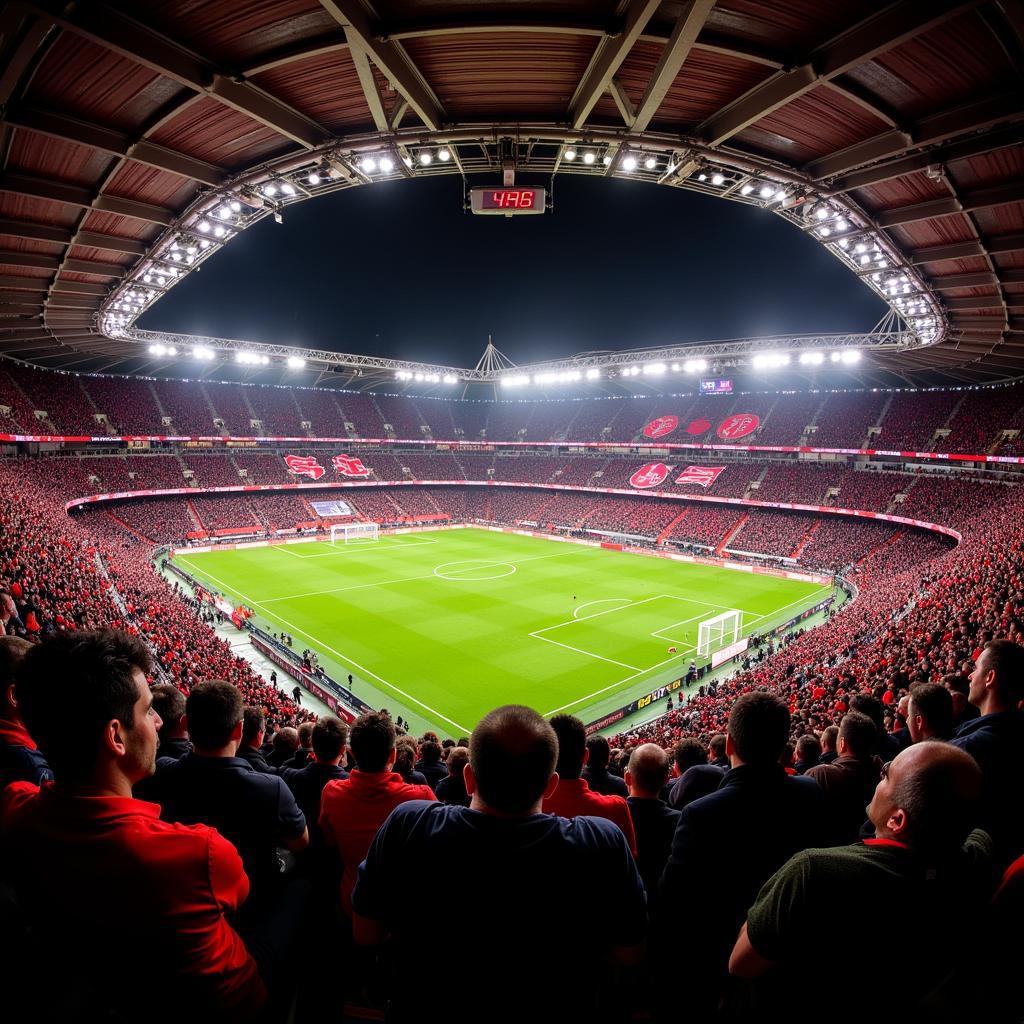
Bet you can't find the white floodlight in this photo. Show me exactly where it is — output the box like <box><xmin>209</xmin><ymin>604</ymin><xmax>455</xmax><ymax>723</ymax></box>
<box><xmin>740</xmin><ymin>183</ymin><xmax>754</xmax><ymax>195</ymax></box>
<box><xmin>287</xmin><ymin>356</ymin><xmax>306</xmax><ymax>369</ymax></box>
<box><xmin>752</xmin><ymin>352</ymin><xmax>790</xmax><ymax>369</ymax></box>
<box><xmin>836</xmin><ymin>218</ymin><xmax>848</xmax><ymax>231</ymax></box>
<box><xmin>149</xmin><ymin>343</ymin><xmax>166</xmax><ymax>356</ymax></box>
<box><xmin>841</xmin><ymin>350</ymin><xmax>861</xmax><ymax>364</ymax></box>
<box><xmin>379</xmin><ymin>156</ymin><xmax>394</xmax><ymax>173</ymax></box>
<box><xmin>645</xmin><ymin>156</ymin><xmax>658</xmax><ymax>170</ymax></box>
<box><xmin>643</xmin><ymin>362</ymin><xmax>667</xmax><ymax>375</ymax></box>
<box><xmin>583</xmin><ymin>150</ymin><xmax>596</xmax><ymax>165</ymax></box>
<box><xmin>684</xmin><ymin>358</ymin><xmax>708</xmax><ymax>373</ymax></box>
<box><xmin>143</xmin><ymin>274</ymin><xmax>153</xmax><ymax>284</ymax></box>
<box><xmin>308</xmin><ymin>171</ymin><xmax>321</xmax><ymax>185</ymax></box>
<box><xmin>230</xmin><ymin>200</ymin><xmax>241</xmax><ymax>213</ymax></box>
<box><xmin>213</xmin><ymin>225</ymin><xmax>226</xmax><ymax>238</ymax></box>
<box><xmin>697</xmin><ymin>173</ymin><xmax>707</xmax><ymax>181</ymax></box>
<box><xmin>217</xmin><ymin>206</ymin><xmax>232</xmax><ymax>220</ymax></box>
<box><xmin>281</xmin><ymin>183</ymin><xmax>296</xmax><ymax>195</ymax></box>
<box><xmin>443</xmin><ymin>375</ymin><xmax>458</xmax><ymax>384</ymax></box>
<box><xmin>166</xmin><ymin>346</ymin><xmax>177</xmax><ymax>357</ymax></box>
<box><xmin>197</xmin><ymin>220</ymin><xmax>211</xmax><ymax>233</ymax></box>
<box><xmin>759</xmin><ymin>184</ymin><xmax>774</xmax><ymax>198</ymax></box>
<box><xmin>501</xmin><ymin>375</ymin><xmax>529</xmax><ymax>387</ymax></box>
<box><xmin>156</xmin><ymin>275</ymin><xmax>166</xmax><ymax>286</ymax></box>
<box><xmin>419</xmin><ymin>151</ymin><xmax>433</xmax><ymax>165</ymax></box>
<box><xmin>711</xmin><ymin>172</ymin><xmax>725</xmax><ymax>186</ymax></box>
<box><xmin>815</xmin><ymin>205</ymin><xmax>829</xmax><ymax>220</ymax></box>
<box><xmin>585</xmin><ymin>368</ymin><xmax>600</xmax><ymax>380</ymax></box>
<box><xmin>438</xmin><ymin>148</ymin><xmax>451</xmax><ymax>162</ymax></box>
<box><xmin>601</xmin><ymin>154</ymin><xmax>611</xmax><ymax>165</ymax></box>
<box><xmin>799</xmin><ymin>352</ymin><xmax>824</xmax><ymax>365</ymax></box>
<box><xmin>565</xmin><ymin>147</ymin><xmax>577</xmax><ymax>161</ymax></box>
<box><xmin>622</xmin><ymin>154</ymin><xmax>637</xmax><ymax>171</ymax></box>
<box><xmin>361</xmin><ymin>156</ymin><xmax>377</xmax><ymax>173</ymax></box>
<box><xmin>263</xmin><ymin>183</ymin><xmax>277</xmax><ymax>197</ymax></box>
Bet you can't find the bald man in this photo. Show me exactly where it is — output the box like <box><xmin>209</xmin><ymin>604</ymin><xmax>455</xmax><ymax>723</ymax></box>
<box><xmin>730</xmin><ymin>742</ymin><xmax>990</xmax><ymax>1019</ymax></box>
<box><xmin>625</xmin><ymin>743</ymin><xmax>680</xmax><ymax>905</ymax></box>
<box><xmin>0</xmin><ymin>635</ymin><xmax>52</xmax><ymax>788</ymax></box>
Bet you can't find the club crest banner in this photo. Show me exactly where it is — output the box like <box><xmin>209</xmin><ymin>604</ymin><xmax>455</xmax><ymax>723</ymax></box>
<box><xmin>717</xmin><ymin>413</ymin><xmax>760</xmax><ymax>440</ymax></box>
<box><xmin>630</xmin><ymin>463</ymin><xmax>672</xmax><ymax>489</ymax></box>
<box><xmin>676</xmin><ymin>465</ymin><xmax>726</xmax><ymax>488</ymax></box>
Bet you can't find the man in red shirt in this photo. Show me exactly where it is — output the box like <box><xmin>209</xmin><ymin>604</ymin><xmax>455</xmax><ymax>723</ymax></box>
<box><xmin>543</xmin><ymin>713</ymin><xmax>637</xmax><ymax>855</ymax></box>
<box><xmin>0</xmin><ymin>628</ymin><xmax>265</xmax><ymax>1020</ymax></box>
<box><xmin>319</xmin><ymin>710</ymin><xmax>435</xmax><ymax>915</ymax></box>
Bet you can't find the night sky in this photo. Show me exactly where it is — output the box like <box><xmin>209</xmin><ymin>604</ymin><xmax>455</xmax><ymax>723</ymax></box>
<box><xmin>142</xmin><ymin>175</ymin><xmax>887</xmax><ymax>367</ymax></box>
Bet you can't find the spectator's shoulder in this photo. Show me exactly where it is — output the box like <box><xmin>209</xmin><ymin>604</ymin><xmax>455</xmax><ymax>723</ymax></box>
<box><xmin>0</xmin><ymin>779</ymin><xmax>40</xmax><ymax>821</ymax></box>
<box><xmin>569</xmin><ymin>812</ymin><xmax>632</xmax><ymax>849</ymax></box>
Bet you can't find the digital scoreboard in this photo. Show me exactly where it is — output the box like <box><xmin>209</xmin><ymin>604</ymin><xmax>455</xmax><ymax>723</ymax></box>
<box><xmin>470</xmin><ymin>187</ymin><xmax>546</xmax><ymax>215</ymax></box>
<box><xmin>700</xmin><ymin>378</ymin><xmax>733</xmax><ymax>394</ymax></box>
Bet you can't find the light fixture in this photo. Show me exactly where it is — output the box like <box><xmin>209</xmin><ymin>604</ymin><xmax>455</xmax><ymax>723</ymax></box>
<box><xmin>565</xmin><ymin>147</ymin><xmax>577</xmax><ymax>161</ymax></box>
<box><xmin>149</xmin><ymin>343</ymin><xmax>166</xmax><ymax>356</ymax></box>
<box><xmin>379</xmin><ymin>156</ymin><xmax>394</xmax><ymax>173</ymax></box>
<box><xmin>602</xmin><ymin>154</ymin><xmax>611</xmax><ymax>165</ymax></box>
<box><xmin>500</xmin><ymin>375</ymin><xmax>529</xmax><ymax>387</ymax></box>
<box><xmin>197</xmin><ymin>220</ymin><xmax>211</xmax><ymax>233</ymax></box>
<box><xmin>759</xmin><ymin>184</ymin><xmax>774</xmax><ymax>199</ymax></box>
<box><xmin>711</xmin><ymin>172</ymin><xmax>725</xmax><ymax>186</ymax></box>
<box><xmin>643</xmin><ymin>362</ymin><xmax>667</xmax><ymax>375</ymax></box>
<box><xmin>218</xmin><ymin>206</ymin><xmax>232</xmax><ymax>219</ymax></box>
<box><xmin>361</xmin><ymin>156</ymin><xmax>377</xmax><ymax>173</ymax></box>
<box><xmin>585</xmin><ymin>368</ymin><xmax>600</xmax><ymax>380</ymax></box>
<box><xmin>752</xmin><ymin>352</ymin><xmax>790</xmax><ymax>369</ymax></box>
<box><xmin>622</xmin><ymin>154</ymin><xmax>637</xmax><ymax>171</ymax></box>
<box><xmin>230</xmin><ymin>201</ymin><xmax>241</xmax><ymax>213</ymax></box>
<box><xmin>443</xmin><ymin>374</ymin><xmax>459</xmax><ymax>384</ymax></box>
<box><xmin>684</xmin><ymin>358</ymin><xmax>708</xmax><ymax>373</ymax></box>
<box><xmin>167</xmin><ymin>346</ymin><xmax>178</xmax><ymax>357</ymax></box>
<box><xmin>740</xmin><ymin>183</ymin><xmax>754</xmax><ymax>195</ymax></box>
<box><xmin>287</xmin><ymin>356</ymin><xmax>305</xmax><ymax>369</ymax></box>
<box><xmin>583</xmin><ymin>151</ymin><xmax>596</xmax><ymax>165</ymax></box>
<box><xmin>193</xmin><ymin>346</ymin><xmax>214</xmax><ymax>360</ymax></box>
<box><xmin>835</xmin><ymin>218</ymin><xmax>848</xmax><ymax>231</ymax></box>
<box><xmin>841</xmin><ymin>350</ymin><xmax>861</xmax><ymax>364</ymax></box>
<box><xmin>645</xmin><ymin>156</ymin><xmax>657</xmax><ymax>170</ymax></box>
<box><xmin>280</xmin><ymin>183</ymin><xmax>295</xmax><ymax>195</ymax></box>
<box><xmin>815</xmin><ymin>206</ymin><xmax>829</xmax><ymax>220</ymax></box>
<box><xmin>438</xmin><ymin>148</ymin><xmax>450</xmax><ymax>162</ymax></box>
<box><xmin>308</xmin><ymin>171</ymin><xmax>321</xmax><ymax>185</ymax></box>
<box><xmin>262</xmin><ymin>183</ymin><xmax>277</xmax><ymax>197</ymax></box>
<box><xmin>799</xmin><ymin>352</ymin><xmax>824</xmax><ymax>365</ymax></box>
<box><xmin>419</xmin><ymin>151</ymin><xmax>433</xmax><ymax>165</ymax></box>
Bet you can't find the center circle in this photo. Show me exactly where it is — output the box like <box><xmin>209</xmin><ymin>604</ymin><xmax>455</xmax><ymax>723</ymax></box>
<box><xmin>433</xmin><ymin>560</ymin><xmax>517</xmax><ymax>581</ymax></box>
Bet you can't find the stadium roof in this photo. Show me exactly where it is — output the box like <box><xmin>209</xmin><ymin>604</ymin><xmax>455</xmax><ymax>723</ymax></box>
<box><xmin>0</xmin><ymin>0</ymin><xmax>1022</xmax><ymax>389</ymax></box>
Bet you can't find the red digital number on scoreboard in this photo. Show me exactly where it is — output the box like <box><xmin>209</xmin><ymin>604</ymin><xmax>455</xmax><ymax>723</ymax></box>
<box><xmin>470</xmin><ymin>186</ymin><xmax>546</xmax><ymax>215</ymax></box>
<box><xmin>491</xmin><ymin>190</ymin><xmax>535</xmax><ymax>209</ymax></box>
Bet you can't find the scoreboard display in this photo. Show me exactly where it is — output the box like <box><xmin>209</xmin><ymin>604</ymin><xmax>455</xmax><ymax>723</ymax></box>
<box><xmin>700</xmin><ymin>378</ymin><xmax>733</xmax><ymax>394</ymax></box>
<box><xmin>470</xmin><ymin>187</ymin><xmax>546</xmax><ymax>215</ymax></box>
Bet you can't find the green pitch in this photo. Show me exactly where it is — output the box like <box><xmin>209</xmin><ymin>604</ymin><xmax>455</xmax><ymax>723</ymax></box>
<box><xmin>172</xmin><ymin>529</ymin><xmax>831</xmax><ymax>737</ymax></box>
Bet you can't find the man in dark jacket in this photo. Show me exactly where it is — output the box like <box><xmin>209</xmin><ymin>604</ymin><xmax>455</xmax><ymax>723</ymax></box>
<box><xmin>625</xmin><ymin>743</ymin><xmax>679</xmax><ymax>906</ymax></box>
<box><xmin>657</xmin><ymin>692</ymin><xmax>828</xmax><ymax>1019</ymax></box>
<box><xmin>237</xmin><ymin>706</ymin><xmax>277</xmax><ymax>774</ymax></box>
<box><xmin>414</xmin><ymin>739</ymin><xmax>448</xmax><ymax>791</ymax></box>
<box><xmin>582</xmin><ymin>734</ymin><xmax>628</xmax><ymax>797</ymax></box>
<box><xmin>0</xmin><ymin>635</ymin><xmax>51</xmax><ymax>788</ymax></box>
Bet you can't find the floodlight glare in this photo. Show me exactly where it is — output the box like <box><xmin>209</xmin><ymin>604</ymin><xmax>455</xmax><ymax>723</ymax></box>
<box><xmin>841</xmin><ymin>350</ymin><xmax>861</xmax><ymax>364</ymax></box>
<box><xmin>602</xmin><ymin>154</ymin><xmax>611</xmax><ymax>165</ymax></box>
<box><xmin>308</xmin><ymin>171</ymin><xmax>321</xmax><ymax>185</ymax></box>
<box><xmin>815</xmin><ymin>205</ymin><xmax>829</xmax><ymax>220</ymax></box>
<box><xmin>438</xmin><ymin>148</ymin><xmax>451</xmax><ymax>162</ymax></box>
<box><xmin>379</xmin><ymin>156</ymin><xmax>394</xmax><ymax>173</ymax></box>
<box><xmin>684</xmin><ymin>358</ymin><xmax>708</xmax><ymax>373</ymax></box>
<box><xmin>565</xmin><ymin>148</ymin><xmax>577</xmax><ymax>160</ymax></box>
<box><xmin>281</xmin><ymin>183</ymin><xmax>295</xmax><ymax>195</ymax></box>
<box><xmin>711</xmin><ymin>172</ymin><xmax>725</xmax><ymax>186</ymax></box>
<box><xmin>262</xmin><ymin>184</ymin><xmax>277</xmax><ymax>197</ymax></box>
<box><xmin>167</xmin><ymin>346</ymin><xmax>178</xmax><ymax>357</ymax></box>
<box><xmin>740</xmin><ymin>183</ymin><xmax>754</xmax><ymax>195</ymax></box>
<box><xmin>759</xmin><ymin>184</ymin><xmax>774</xmax><ymax>198</ymax></box>
<box><xmin>585</xmin><ymin>368</ymin><xmax>600</xmax><ymax>380</ymax></box>
<box><xmin>583</xmin><ymin>151</ymin><xmax>596</xmax><ymax>165</ymax></box>
<box><xmin>197</xmin><ymin>220</ymin><xmax>211</xmax><ymax>233</ymax></box>
<box><xmin>443</xmin><ymin>375</ymin><xmax>459</xmax><ymax>384</ymax></box>
<box><xmin>645</xmin><ymin>157</ymin><xmax>657</xmax><ymax>170</ymax></box>
<box><xmin>643</xmin><ymin>363</ymin><xmax>667</xmax><ymax>375</ymax></box>
<box><xmin>799</xmin><ymin>352</ymin><xmax>824</xmax><ymax>365</ymax></box>
<box><xmin>419</xmin><ymin>151</ymin><xmax>433</xmax><ymax>165</ymax></box>
<box><xmin>361</xmin><ymin>156</ymin><xmax>377</xmax><ymax>173</ymax></box>
<box><xmin>287</xmin><ymin>356</ymin><xmax>306</xmax><ymax>369</ymax></box>
<box><xmin>622</xmin><ymin>155</ymin><xmax>637</xmax><ymax>171</ymax></box>
<box><xmin>752</xmin><ymin>352</ymin><xmax>790</xmax><ymax>369</ymax></box>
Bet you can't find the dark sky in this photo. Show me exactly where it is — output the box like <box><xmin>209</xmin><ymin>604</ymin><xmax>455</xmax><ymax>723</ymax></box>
<box><xmin>142</xmin><ymin>175</ymin><xmax>887</xmax><ymax>367</ymax></box>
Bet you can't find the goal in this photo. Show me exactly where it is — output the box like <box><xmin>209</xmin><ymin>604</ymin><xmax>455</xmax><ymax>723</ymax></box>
<box><xmin>330</xmin><ymin>522</ymin><xmax>380</xmax><ymax>545</ymax></box>
<box><xmin>697</xmin><ymin>609</ymin><xmax>742</xmax><ymax>658</ymax></box>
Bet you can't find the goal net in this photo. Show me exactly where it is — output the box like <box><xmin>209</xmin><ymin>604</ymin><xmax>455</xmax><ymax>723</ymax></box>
<box><xmin>330</xmin><ymin>521</ymin><xmax>380</xmax><ymax>545</ymax></box>
<box><xmin>697</xmin><ymin>609</ymin><xmax>742</xmax><ymax>658</ymax></box>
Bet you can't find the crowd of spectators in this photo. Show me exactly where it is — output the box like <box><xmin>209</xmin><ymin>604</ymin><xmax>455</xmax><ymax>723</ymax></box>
<box><xmin>182</xmin><ymin>454</ymin><xmax>242</xmax><ymax>487</ymax></box>
<box><xmin>81</xmin><ymin>374</ymin><xmax>166</xmax><ymax>434</ymax></box>
<box><xmin>727</xmin><ymin>512</ymin><xmax>817</xmax><ymax>559</ymax></box>
<box><xmin>244</xmin><ymin>386</ymin><xmax>305</xmax><ymax>437</ymax></box>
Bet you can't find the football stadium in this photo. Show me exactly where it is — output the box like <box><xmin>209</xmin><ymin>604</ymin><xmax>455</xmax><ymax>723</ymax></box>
<box><xmin>1</xmin><ymin>1</ymin><xmax>1023</xmax><ymax>1021</ymax></box>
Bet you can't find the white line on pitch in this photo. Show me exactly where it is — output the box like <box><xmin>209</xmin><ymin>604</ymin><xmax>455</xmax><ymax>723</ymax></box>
<box><xmin>174</xmin><ymin>560</ymin><xmax>470</xmax><ymax>734</ymax></box>
<box><xmin>573</xmin><ymin>598</ymin><xmax>632</xmax><ymax>619</ymax></box>
<box><xmin>531</xmin><ymin>633</ymin><xmax>642</xmax><ymax>672</ymax></box>
<box><xmin>280</xmin><ymin>538</ymin><xmax>439</xmax><ymax>558</ymax></box>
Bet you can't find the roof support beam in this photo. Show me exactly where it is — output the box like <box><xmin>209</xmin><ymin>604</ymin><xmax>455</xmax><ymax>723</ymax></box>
<box><xmin>318</xmin><ymin>0</ymin><xmax>446</xmax><ymax>131</ymax></box>
<box><xmin>876</xmin><ymin>182</ymin><xmax>1024</xmax><ymax>227</ymax></box>
<box><xmin>345</xmin><ymin>33</ymin><xmax>390</xmax><ymax>133</ymax></box>
<box><xmin>631</xmin><ymin>0</ymin><xmax>716</xmax><ymax>133</ymax></box>
<box><xmin>932</xmin><ymin>269</ymin><xmax>1024</xmax><ymax>289</ymax></box>
<box><xmin>944</xmin><ymin>295</ymin><xmax>1006</xmax><ymax>310</ymax></box>
<box><xmin>910</xmin><ymin>234</ymin><xmax>1024</xmax><ymax>263</ymax></box>
<box><xmin>695</xmin><ymin>0</ymin><xmax>982</xmax><ymax>147</ymax></box>
<box><xmin>50</xmin><ymin>280</ymin><xmax>109</xmax><ymax>297</ymax></box>
<box><xmin>73</xmin><ymin>231</ymin><xmax>148</xmax><ymax>256</ymax></box>
<box><xmin>0</xmin><ymin>217</ymin><xmax>70</xmax><ymax>245</ymax></box>
<box><xmin>829</xmin><ymin>123</ymin><xmax>1024</xmax><ymax>192</ymax></box>
<box><xmin>808</xmin><ymin>94</ymin><xmax>1024</xmax><ymax>181</ymax></box>
<box><xmin>0</xmin><ymin>173</ymin><xmax>173</xmax><ymax>224</ymax></box>
<box><xmin>567</xmin><ymin>0</ymin><xmax>662</xmax><ymax>129</ymax></box>
<box><xmin>62</xmin><ymin>257</ymin><xmax>123</xmax><ymax>277</ymax></box>
<box><xmin>2</xmin><ymin>106</ymin><xmax>227</xmax><ymax>185</ymax></box>
<box><xmin>608</xmin><ymin>78</ymin><xmax>636</xmax><ymax>128</ymax></box>
<box><xmin>0</xmin><ymin>251</ymin><xmax>59</xmax><ymax>270</ymax></box>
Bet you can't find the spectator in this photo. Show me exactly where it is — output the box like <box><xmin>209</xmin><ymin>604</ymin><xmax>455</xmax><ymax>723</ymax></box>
<box><xmin>284</xmin><ymin>721</ymin><xmax>314</xmax><ymax>769</ymax></box>
<box><xmin>944</xmin><ymin>672</ymin><xmax>980</xmax><ymax>729</ymax></box>
<box><xmin>280</xmin><ymin>716</ymin><xmax>349</xmax><ymax>846</ymax></box>
<box><xmin>819</xmin><ymin>724</ymin><xmax>840</xmax><ymax>765</ymax></box>
<box><xmin>318</xmin><ymin>711</ymin><xmax>436</xmax><ymax>916</ymax></box>
<box><xmin>951</xmin><ymin>639</ymin><xmax>1024</xmax><ymax>866</ymax></box>
<box><xmin>414</xmin><ymin>739</ymin><xmax>448</xmax><ymax>791</ymax></box>
<box><xmin>150</xmin><ymin>683</ymin><xmax>191</xmax><ymax>762</ymax></box>
<box><xmin>237</xmin><ymin>706</ymin><xmax>276</xmax><ymax>774</ymax></box>
<box><xmin>850</xmin><ymin>692</ymin><xmax>902</xmax><ymax>760</ymax></box>
<box><xmin>351</xmin><ymin>706</ymin><xmax>646</xmax><ymax>1021</ymax></box>
<box><xmin>0</xmin><ymin>635</ymin><xmax>51</xmax><ymax>788</ymax></box>
<box><xmin>1</xmin><ymin>629</ymin><xmax>265</xmax><ymax>1017</ymax></box>
<box><xmin>153</xmin><ymin>680</ymin><xmax>309</xmax><ymax>903</ymax></box>
<box><xmin>657</xmin><ymin>692</ymin><xmax>828</xmax><ymax>1019</ymax></box>
<box><xmin>543</xmin><ymin>714</ymin><xmax>638</xmax><ymax>855</ymax></box>
<box><xmin>806</xmin><ymin>712</ymin><xmax>881</xmax><ymax>844</ymax></box>
<box><xmin>906</xmin><ymin>682</ymin><xmax>955</xmax><ymax>741</ymax></box>
<box><xmin>268</xmin><ymin>725</ymin><xmax>299</xmax><ymax>769</ymax></box>
<box><xmin>435</xmin><ymin>747</ymin><xmax>471</xmax><ymax>806</ymax></box>
<box><xmin>624</xmin><ymin>743</ymin><xmax>679</xmax><ymax>905</ymax></box>
<box><xmin>582</xmin><ymin>734</ymin><xmax>628</xmax><ymax>797</ymax></box>
<box><xmin>730</xmin><ymin>743</ymin><xmax>989</xmax><ymax>1020</ymax></box>
<box><xmin>793</xmin><ymin>734</ymin><xmax>821</xmax><ymax>775</ymax></box>
<box><xmin>393</xmin><ymin>734</ymin><xmax>428</xmax><ymax>785</ymax></box>
<box><xmin>666</xmin><ymin>737</ymin><xmax>725</xmax><ymax>810</ymax></box>
<box><xmin>709</xmin><ymin>733</ymin><xmax>729</xmax><ymax>768</ymax></box>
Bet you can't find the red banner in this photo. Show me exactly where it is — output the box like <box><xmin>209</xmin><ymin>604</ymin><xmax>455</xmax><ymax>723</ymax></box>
<box><xmin>685</xmin><ymin>418</ymin><xmax>711</xmax><ymax>436</ymax></box>
<box><xmin>717</xmin><ymin>413</ymin><xmax>760</xmax><ymax>440</ymax></box>
<box><xmin>629</xmin><ymin>463</ymin><xmax>672</xmax><ymax>489</ymax></box>
<box><xmin>642</xmin><ymin>415</ymin><xmax>678</xmax><ymax>439</ymax></box>
<box><xmin>284</xmin><ymin>454</ymin><xmax>325</xmax><ymax>480</ymax></box>
<box><xmin>676</xmin><ymin>465</ymin><xmax>726</xmax><ymax>488</ymax></box>
<box><xmin>332</xmin><ymin>453</ymin><xmax>371</xmax><ymax>477</ymax></box>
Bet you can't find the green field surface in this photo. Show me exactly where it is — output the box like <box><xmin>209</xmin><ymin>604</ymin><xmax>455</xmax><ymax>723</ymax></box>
<box><xmin>173</xmin><ymin>529</ymin><xmax>832</xmax><ymax>737</ymax></box>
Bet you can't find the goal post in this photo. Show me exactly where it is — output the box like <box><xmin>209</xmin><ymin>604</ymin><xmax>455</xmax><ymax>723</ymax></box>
<box><xmin>330</xmin><ymin>521</ymin><xmax>380</xmax><ymax>545</ymax></box>
<box><xmin>697</xmin><ymin>609</ymin><xmax>742</xmax><ymax>658</ymax></box>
